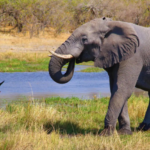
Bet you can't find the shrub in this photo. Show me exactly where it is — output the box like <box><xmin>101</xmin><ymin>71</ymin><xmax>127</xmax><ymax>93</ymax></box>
<box><xmin>0</xmin><ymin>0</ymin><xmax>150</xmax><ymax>37</ymax></box>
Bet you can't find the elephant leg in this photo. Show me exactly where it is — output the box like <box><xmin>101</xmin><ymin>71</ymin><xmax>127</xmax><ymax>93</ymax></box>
<box><xmin>138</xmin><ymin>91</ymin><xmax>150</xmax><ymax>131</ymax></box>
<box><xmin>105</xmin><ymin>66</ymin><xmax>132</xmax><ymax>135</ymax></box>
<box><xmin>117</xmin><ymin>101</ymin><xmax>132</xmax><ymax>135</ymax></box>
<box><xmin>100</xmin><ymin>91</ymin><xmax>133</xmax><ymax>136</ymax></box>
<box><xmin>100</xmin><ymin>61</ymin><xmax>141</xmax><ymax>136</ymax></box>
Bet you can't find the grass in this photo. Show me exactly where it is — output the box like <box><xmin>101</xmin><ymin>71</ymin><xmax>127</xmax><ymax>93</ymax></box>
<box><xmin>78</xmin><ymin>61</ymin><xmax>94</xmax><ymax>66</ymax></box>
<box><xmin>80</xmin><ymin>67</ymin><xmax>104</xmax><ymax>72</ymax></box>
<box><xmin>0</xmin><ymin>51</ymin><xmax>49</xmax><ymax>72</ymax></box>
<box><xmin>0</xmin><ymin>31</ymin><xmax>97</xmax><ymax>72</ymax></box>
<box><xmin>0</xmin><ymin>95</ymin><xmax>150</xmax><ymax>149</ymax></box>
<box><xmin>0</xmin><ymin>51</ymin><xmax>94</xmax><ymax>72</ymax></box>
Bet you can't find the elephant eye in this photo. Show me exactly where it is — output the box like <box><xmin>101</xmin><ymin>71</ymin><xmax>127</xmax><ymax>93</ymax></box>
<box><xmin>82</xmin><ymin>37</ymin><xmax>88</xmax><ymax>44</ymax></box>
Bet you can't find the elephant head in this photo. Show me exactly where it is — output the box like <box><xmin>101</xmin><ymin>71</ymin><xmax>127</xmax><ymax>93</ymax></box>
<box><xmin>49</xmin><ymin>17</ymin><xmax>139</xmax><ymax>84</ymax></box>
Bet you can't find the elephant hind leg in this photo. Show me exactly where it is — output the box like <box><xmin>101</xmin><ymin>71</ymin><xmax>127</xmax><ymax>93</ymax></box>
<box><xmin>137</xmin><ymin>91</ymin><xmax>150</xmax><ymax>131</ymax></box>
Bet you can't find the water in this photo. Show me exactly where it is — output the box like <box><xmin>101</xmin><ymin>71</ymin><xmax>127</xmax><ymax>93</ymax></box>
<box><xmin>0</xmin><ymin>65</ymin><xmax>110</xmax><ymax>101</ymax></box>
<box><xmin>0</xmin><ymin>65</ymin><xmax>147</xmax><ymax>103</ymax></box>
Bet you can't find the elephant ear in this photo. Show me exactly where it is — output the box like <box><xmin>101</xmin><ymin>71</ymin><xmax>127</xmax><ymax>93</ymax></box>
<box><xmin>94</xmin><ymin>21</ymin><xmax>139</xmax><ymax>68</ymax></box>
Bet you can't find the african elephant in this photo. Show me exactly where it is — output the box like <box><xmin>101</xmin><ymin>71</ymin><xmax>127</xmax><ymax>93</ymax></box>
<box><xmin>48</xmin><ymin>17</ymin><xmax>150</xmax><ymax>136</ymax></box>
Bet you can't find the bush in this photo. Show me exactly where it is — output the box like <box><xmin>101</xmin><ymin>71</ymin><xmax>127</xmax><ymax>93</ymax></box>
<box><xmin>0</xmin><ymin>0</ymin><xmax>150</xmax><ymax>37</ymax></box>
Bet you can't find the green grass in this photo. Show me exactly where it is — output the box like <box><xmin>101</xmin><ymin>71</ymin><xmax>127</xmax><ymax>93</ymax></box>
<box><xmin>0</xmin><ymin>95</ymin><xmax>150</xmax><ymax>149</ymax></box>
<box><xmin>80</xmin><ymin>67</ymin><xmax>104</xmax><ymax>72</ymax></box>
<box><xmin>0</xmin><ymin>58</ymin><xmax>49</xmax><ymax>72</ymax></box>
<box><xmin>78</xmin><ymin>61</ymin><xmax>94</xmax><ymax>66</ymax></box>
<box><xmin>0</xmin><ymin>58</ymin><xmax>94</xmax><ymax>72</ymax></box>
<box><xmin>0</xmin><ymin>53</ymin><xmax>94</xmax><ymax>72</ymax></box>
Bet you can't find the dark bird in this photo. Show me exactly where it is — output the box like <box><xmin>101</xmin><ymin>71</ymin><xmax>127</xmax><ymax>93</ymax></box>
<box><xmin>0</xmin><ymin>81</ymin><xmax>4</xmax><ymax>86</ymax></box>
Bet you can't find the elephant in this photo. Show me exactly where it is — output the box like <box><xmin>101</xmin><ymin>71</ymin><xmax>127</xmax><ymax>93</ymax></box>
<box><xmin>48</xmin><ymin>17</ymin><xmax>150</xmax><ymax>136</ymax></box>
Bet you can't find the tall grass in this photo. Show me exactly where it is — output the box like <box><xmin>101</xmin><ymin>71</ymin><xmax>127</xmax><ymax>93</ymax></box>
<box><xmin>0</xmin><ymin>95</ymin><xmax>150</xmax><ymax>149</ymax></box>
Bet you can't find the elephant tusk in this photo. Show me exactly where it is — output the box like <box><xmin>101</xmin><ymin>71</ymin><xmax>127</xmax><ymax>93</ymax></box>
<box><xmin>49</xmin><ymin>50</ymin><xmax>74</xmax><ymax>59</ymax></box>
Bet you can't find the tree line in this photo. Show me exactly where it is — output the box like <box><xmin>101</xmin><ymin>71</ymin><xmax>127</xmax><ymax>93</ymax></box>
<box><xmin>0</xmin><ymin>0</ymin><xmax>150</xmax><ymax>37</ymax></box>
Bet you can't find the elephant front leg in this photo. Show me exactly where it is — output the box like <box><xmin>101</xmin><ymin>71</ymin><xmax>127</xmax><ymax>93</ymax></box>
<box><xmin>100</xmin><ymin>91</ymin><xmax>132</xmax><ymax>136</ymax></box>
<box><xmin>105</xmin><ymin>67</ymin><xmax>132</xmax><ymax>135</ymax></box>
<box><xmin>100</xmin><ymin>62</ymin><xmax>141</xmax><ymax>136</ymax></box>
<box><xmin>118</xmin><ymin>101</ymin><xmax>132</xmax><ymax>135</ymax></box>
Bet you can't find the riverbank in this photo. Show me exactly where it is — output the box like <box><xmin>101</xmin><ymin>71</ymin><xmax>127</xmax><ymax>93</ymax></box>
<box><xmin>0</xmin><ymin>52</ymin><xmax>49</xmax><ymax>72</ymax></box>
<box><xmin>0</xmin><ymin>51</ymin><xmax>103</xmax><ymax>72</ymax></box>
<box><xmin>0</xmin><ymin>30</ymin><xmax>105</xmax><ymax>72</ymax></box>
<box><xmin>0</xmin><ymin>95</ymin><xmax>149</xmax><ymax>150</ymax></box>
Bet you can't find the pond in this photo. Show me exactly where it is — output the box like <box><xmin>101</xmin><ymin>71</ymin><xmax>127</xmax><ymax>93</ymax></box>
<box><xmin>0</xmin><ymin>65</ymin><xmax>147</xmax><ymax>103</ymax></box>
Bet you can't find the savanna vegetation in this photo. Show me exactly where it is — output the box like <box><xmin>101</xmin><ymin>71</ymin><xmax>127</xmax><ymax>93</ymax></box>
<box><xmin>1</xmin><ymin>1</ymin><xmax>150</xmax><ymax>149</ymax></box>
<box><xmin>0</xmin><ymin>51</ymin><xmax>98</xmax><ymax>72</ymax></box>
<box><xmin>0</xmin><ymin>95</ymin><xmax>150</xmax><ymax>150</ymax></box>
<box><xmin>0</xmin><ymin>51</ymin><xmax>49</xmax><ymax>72</ymax></box>
<box><xmin>0</xmin><ymin>0</ymin><xmax>150</xmax><ymax>71</ymax></box>
<box><xmin>0</xmin><ymin>0</ymin><xmax>150</xmax><ymax>37</ymax></box>
<box><xmin>80</xmin><ymin>67</ymin><xmax>104</xmax><ymax>72</ymax></box>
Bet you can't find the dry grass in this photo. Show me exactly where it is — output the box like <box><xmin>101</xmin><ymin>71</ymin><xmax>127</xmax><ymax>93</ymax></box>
<box><xmin>0</xmin><ymin>103</ymin><xmax>60</xmax><ymax>150</ymax></box>
<box><xmin>0</xmin><ymin>95</ymin><xmax>150</xmax><ymax>150</ymax></box>
<box><xmin>0</xmin><ymin>51</ymin><xmax>47</xmax><ymax>61</ymax></box>
<box><xmin>0</xmin><ymin>30</ymin><xmax>70</xmax><ymax>66</ymax></box>
<box><xmin>0</xmin><ymin>30</ymin><xmax>70</xmax><ymax>53</ymax></box>
<box><xmin>1</xmin><ymin>130</ymin><xmax>149</xmax><ymax>150</ymax></box>
<box><xmin>0</xmin><ymin>30</ymin><xmax>68</xmax><ymax>69</ymax></box>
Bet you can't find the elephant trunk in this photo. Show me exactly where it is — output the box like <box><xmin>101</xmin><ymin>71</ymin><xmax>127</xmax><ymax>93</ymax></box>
<box><xmin>49</xmin><ymin>41</ymin><xmax>75</xmax><ymax>84</ymax></box>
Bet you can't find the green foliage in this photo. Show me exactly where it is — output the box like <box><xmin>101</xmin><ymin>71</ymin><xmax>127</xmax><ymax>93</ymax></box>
<box><xmin>0</xmin><ymin>58</ymin><xmax>49</xmax><ymax>72</ymax></box>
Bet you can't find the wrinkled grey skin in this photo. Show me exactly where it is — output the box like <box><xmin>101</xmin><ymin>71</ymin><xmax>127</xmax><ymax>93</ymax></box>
<box><xmin>49</xmin><ymin>17</ymin><xmax>150</xmax><ymax>136</ymax></box>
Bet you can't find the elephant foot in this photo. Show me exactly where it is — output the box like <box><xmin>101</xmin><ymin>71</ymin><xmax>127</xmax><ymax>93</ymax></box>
<box><xmin>137</xmin><ymin>122</ymin><xmax>150</xmax><ymax>131</ymax></box>
<box><xmin>118</xmin><ymin>128</ymin><xmax>132</xmax><ymax>135</ymax></box>
<box><xmin>99</xmin><ymin>125</ymin><xmax>115</xmax><ymax>136</ymax></box>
